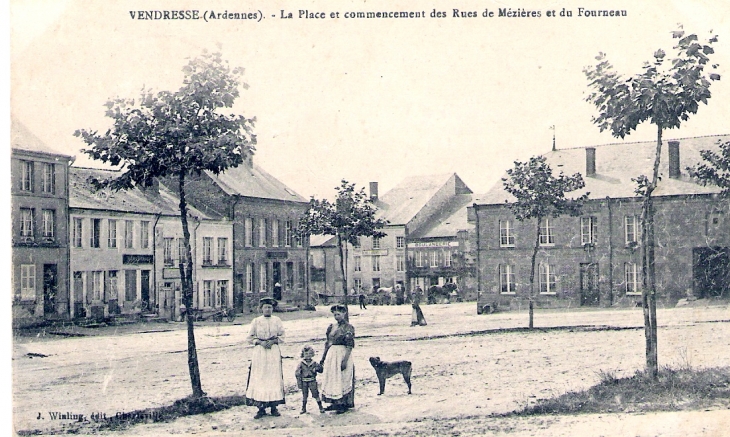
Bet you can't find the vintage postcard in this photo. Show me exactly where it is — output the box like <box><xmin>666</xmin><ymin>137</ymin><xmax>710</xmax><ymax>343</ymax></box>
<box><xmin>8</xmin><ymin>0</ymin><xmax>730</xmax><ymax>435</ymax></box>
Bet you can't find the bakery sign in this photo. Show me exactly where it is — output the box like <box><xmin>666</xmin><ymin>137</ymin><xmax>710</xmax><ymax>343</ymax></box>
<box><xmin>407</xmin><ymin>241</ymin><xmax>458</xmax><ymax>248</ymax></box>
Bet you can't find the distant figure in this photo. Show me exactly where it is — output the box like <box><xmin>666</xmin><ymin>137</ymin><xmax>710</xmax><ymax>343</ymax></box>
<box><xmin>358</xmin><ymin>292</ymin><xmax>367</xmax><ymax>309</ymax></box>
<box><xmin>411</xmin><ymin>287</ymin><xmax>427</xmax><ymax>326</ymax></box>
<box><xmin>274</xmin><ymin>282</ymin><xmax>282</xmax><ymax>301</ymax></box>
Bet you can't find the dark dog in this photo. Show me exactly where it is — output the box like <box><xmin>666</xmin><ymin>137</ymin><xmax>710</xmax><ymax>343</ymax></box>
<box><xmin>369</xmin><ymin>356</ymin><xmax>412</xmax><ymax>395</ymax></box>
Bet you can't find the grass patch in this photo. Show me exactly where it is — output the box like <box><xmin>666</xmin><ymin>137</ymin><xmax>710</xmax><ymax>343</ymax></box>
<box><xmin>507</xmin><ymin>366</ymin><xmax>730</xmax><ymax>416</ymax></box>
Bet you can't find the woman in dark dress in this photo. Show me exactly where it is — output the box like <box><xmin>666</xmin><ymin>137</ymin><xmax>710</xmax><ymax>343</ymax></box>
<box><xmin>319</xmin><ymin>304</ymin><xmax>355</xmax><ymax>413</ymax></box>
<box><xmin>411</xmin><ymin>287</ymin><xmax>427</xmax><ymax>326</ymax></box>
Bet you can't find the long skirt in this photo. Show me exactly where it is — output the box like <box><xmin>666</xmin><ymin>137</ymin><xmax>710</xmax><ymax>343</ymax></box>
<box><xmin>320</xmin><ymin>345</ymin><xmax>355</xmax><ymax>408</ymax></box>
<box><xmin>245</xmin><ymin>344</ymin><xmax>285</xmax><ymax>407</ymax></box>
<box><xmin>411</xmin><ymin>304</ymin><xmax>427</xmax><ymax>326</ymax></box>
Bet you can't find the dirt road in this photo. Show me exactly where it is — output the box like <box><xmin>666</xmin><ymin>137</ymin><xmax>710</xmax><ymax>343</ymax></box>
<box><xmin>12</xmin><ymin>302</ymin><xmax>730</xmax><ymax>436</ymax></box>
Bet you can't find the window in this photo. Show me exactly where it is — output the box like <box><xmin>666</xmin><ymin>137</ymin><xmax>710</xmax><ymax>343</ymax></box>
<box><xmin>20</xmin><ymin>265</ymin><xmax>36</xmax><ymax>300</ymax></box>
<box><xmin>499</xmin><ymin>264</ymin><xmax>515</xmax><ymax>293</ymax></box>
<box><xmin>177</xmin><ymin>238</ymin><xmax>187</xmax><ymax>264</ymax></box>
<box><xmin>415</xmin><ymin>251</ymin><xmax>424</xmax><ymax>267</ymax></box>
<box><xmin>372</xmin><ymin>237</ymin><xmax>381</xmax><ymax>249</ymax></box>
<box><xmin>298</xmin><ymin>261</ymin><xmax>305</xmax><ymax>287</ymax></box>
<box><xmin>20</xmin><ymin>208</ymin><xmax>34</xmax><ymax>241</ymax></box>
<box><xmin>259</xmin><ymin>218</ymin><xmax>267</xmax><ymax>247</ymax></box>
<box><xmin>217</xmin><ymin>280</ymin><xmax>228</xmax><ymax>306</ymax></box>
<box><xmin>140</xmin><ymin>221</ymin><xmax>149</xmax><ymax>249</ymax></box>
<box><xmin>42</xmin><ymin>163</ymin><xmax>55</xmax><ymax>194</ymax></box>
<box><xmin>354</xmin><ymin>256</ymin><xmax>361</xmax><ymax>272</ymax></box>
<box><xmin>41</xmin><ymin>210</ymin><xmax>55</xmax><ymax>240</ymax></box>
<box><xmin>271</xmin><ymin>220</ymin><xmax>279</xmax><ymax>247</ymax></box>
<box><xmin>203</xmin><ymin>281</ymin><xmax>214</xmax><ymax>307</ymax></box>
<box><xmin>396</xmin><ymin>236</ymin><xmax>405</xmax><ymax>249</ymax></box>
<box><xmin>244</xmin><ymin>218</ymin><xmax>253</xmax><ymax>247</ymax></box>
<box><xmin>108</xmin><ymin>219</ymin><xmax>117</xmax><ymax>248</ymax></box>
<box><xmin>539</xmin><ymin>218</ymin><xmax>554</xmax><ymax>246</ymax></box>
<box><xmin>625</xmin><ymin>215</ymin><xmax>639</xmax><ymax>245</ymax></box>
<box><xmin>444</xmin><ymin>250</ymin><xmax>452</xmax><ymax>267</ymax></box>
<box><xmin>124</xmin><ymin>220</ymin><xmax>134</xmax><ymax>249</ymax></box>
<box><xmin>217</xmin><ymin>238</ymin><xmax>228</xmax><ymax>264</ymax></box>
<box><xmin>625</xmin><ymin>263</ymin><xmax>640</xmax><ymax>295</ymax></box>
<box><xmin>20</xmin><ymin>160</ymin><xmax>33</xmax><ymax>191</ymax></box>
<box><xmin>259</xmin><ymin>263</ymin><xmax>267</xmax><ymax>292</ymax></box>
<box><xmin>91</xmin><ymin>271</ymin><xmax>103</xmax><ymax>301</ymax></box>
<box><xmin>396</xmin><ymin>254</ymin><xmax>405</xmax><ymax>272</ymax></box>
<box><xmin>372</xmin><ymin>255</ymin><xmax>381</xmax><ymax>272</ymax></box>
<box><xmin>203</xmin><ymin>237</ymin><xmax>213</xmax><ymax>264</ymax></box>
<box><xmin>430</xmin><ymin>251</ymin><xmax>438</xmax><ymax>267</ymax></box>
<box><xmin>106</xmin><ymin>271</ymin><xmax>118</xmax><ymax>300</ymax></box>
<box><xmin>354</xmin><ymin>278</ymin><xmax>362</xmax><ymax>291</ymax></box>
<box><xmin>581</xmin><ymin>216</ymin><xmax>598</xmax><ymax>245</ymax></box>
<box><xmin>539</xmin><ymin>263</ymin><xmax>557</xmax><ymax>294</ymax></box>
<box><xmin>90</xmin><ymin>219</ymin><xmax>101</xmax><ymax>248</ymax></box>
<box><xmin>286</xmin><ymin>261</ymin><xmax>294</xmax><ymax>289</ymax></box>
<box><xmin>163</xmin><ymin>238</ymin><xmax>174</xmax><ymax>265</ymax></box>
<box><xmin>246</xmin><ymin>262</ymin><xmax>254</xmax><ymax>293</ymax></box>
<box><xmin>73</xmin><ymin>218</ymin><xmax>83</xmax><ymax>248</ymax></box>
<box><xmin>499</xmin><ymin>220</ymin><xmax>515</xmax><ymax>247</ymax></box>
<box><xmin>296</xmin><ymin>232</ymin><xmax>303</xmax><ymax>247</ymax></box>
<box><xmin>285</xmin><ymin>221</ymin><xmax>293</xmax><ymax>247</ymax></box>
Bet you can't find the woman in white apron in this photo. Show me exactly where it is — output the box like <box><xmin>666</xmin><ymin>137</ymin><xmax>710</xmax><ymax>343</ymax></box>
<box><xmin>320</xmin><ymin>304</ymin><xmax>355</xmax><ymax>413</ymax></box>
<box><xmin>245</xmin><ymin>297</ymin><xmax>285</xmax><ymax>419</ymax></box>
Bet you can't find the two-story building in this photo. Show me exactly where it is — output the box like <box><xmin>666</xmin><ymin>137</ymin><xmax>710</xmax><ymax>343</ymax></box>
<box><xmin>169</xmin><ymin>156</ymin><xmax>309</xmax><ymax>312</ymax></box>
<box><xmin>11</xmin><ymin>121</ymin><xmax>73</xmax><ymax>326</ymax></box>
<box><xmin>469</xmin><ymin>135</ymin><xmax>730</xmax><ymax>313</ymax></box>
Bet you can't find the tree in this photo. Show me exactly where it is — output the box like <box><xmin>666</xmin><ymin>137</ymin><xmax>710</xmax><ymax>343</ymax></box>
<box><xmin>312</xmin><ymin>181</ymin><xmax>388</xmax><ymax>305</ymax></box>
<box><xmin>75</xmin><ymin>51</ymin><xmax>256</xmax><ymax>399</ymax></box>
<box><xmin>295</xmin><ymin>197</ymin><xmax>329</xmax><ymax>309</ymax></box>
<box><xmin>584</xmin><ymin>26</ymin><xmax>720</xmax><ymax>378</ymax></box>
<box><xmin>689</xmin><ymin>139</ymin><xmax>730</xmax><ymax>197</ymax></box>
<box><xmin>503</xmin><ymin>156</ymin><xmax>588</xmax><ymax>329</ymax></box>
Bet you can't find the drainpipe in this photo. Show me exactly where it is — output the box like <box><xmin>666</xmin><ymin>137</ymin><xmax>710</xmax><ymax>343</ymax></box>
<box><xmin>230</xmin><ymin>195</ymin><xmax>242</xmax><ymax>312</ymax></box>
<box><xmin>192</xmin><ymin>217</ymin><xmax>202</xmax><ymax>308</ymax></box>
<box><xmin>606</xmin><ymin>197</ymin><xmax>613</xmax><ymax>306</ymax></box>
<box><xmin>473</xmin><ymin>203</ymin><xmax>481</xmax><ymax>312</ymax></box>
<box><xmin>152</xmin><ymin>212</ymin><xmax>163</xmax><ymax>314</ymax></box>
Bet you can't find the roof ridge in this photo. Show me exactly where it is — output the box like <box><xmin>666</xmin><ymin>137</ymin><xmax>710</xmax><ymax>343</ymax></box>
<box><xmin>555</xmin><ymin>134</ymin><xmax>730</xmax><ymax>151</ymax></box>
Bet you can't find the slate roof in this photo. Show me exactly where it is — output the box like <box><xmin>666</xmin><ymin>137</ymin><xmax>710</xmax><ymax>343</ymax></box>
<box><xmin>375</xmin><ymin>173</ymin><xmax>462</xmax><ymax>225</ymax></box>
<box><xmin>409</xmin><ymin>194</ymin><xmax>473</xmax><ymax>239</ymax></box>
<box><xmin>205</xmin><ymin>164</ymin><xmax>307</xmax><ymax>203</ymax></box>
<box><xmin>310</xmin><ymin>234</ymin><xmax>337</xmax><ymax>247</ymax></box>
<box><xmin>69</xmin><ymin>167</ymin><xmax>214</xmax><ymax>219</ymax></box>
<box><xmin>11</xmin><ymin>119</ymin><xmax>72</xmax><ymax>158</ymax></box>
<box><xmin>475</xmin><ymin>135</ymin><xmax>730</xmax><ymax>205</ymax></box>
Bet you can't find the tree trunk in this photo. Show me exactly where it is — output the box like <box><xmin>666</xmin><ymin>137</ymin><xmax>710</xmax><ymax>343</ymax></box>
<box><xmin>178</xmin><ymin>171</ymin><xmax>205</xmax><ymax>398</ymax></box>
<box><xmin>640</xmin><ymin>126</ymin><xmax>662</xmax><ymax>379</ymax></box>
<box><xmin>337</xmin><ymin>234</ymin><xmax>348</xmax><ymax>307</ymax></box>
<box><xmin>529</xmin><ymin>216</ymin><xmax>541</xmax><ymax>329</ymax></box>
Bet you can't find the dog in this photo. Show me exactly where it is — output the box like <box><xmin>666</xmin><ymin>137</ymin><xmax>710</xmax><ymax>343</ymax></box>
<box><xmin>369</xmin><ymin>356</ymin><xmax>412</xmax><ymax>395</ymax></box>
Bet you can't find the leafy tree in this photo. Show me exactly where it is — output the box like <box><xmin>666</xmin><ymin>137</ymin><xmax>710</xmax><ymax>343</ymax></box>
<box><xmin>584</xmin><ymin>26</ymin><xmax>720</xmax><ymax>378</ymax></box>
<box><xmin>689</xmin><ymin>140</ymin><xmax>730</xmax><ymax>197</ymax></box>
<box><xmin>311</xmin><ymin>181</ymin><xmax>388</xmax><ymax>305</ymax></box>
<box><xmin>295</xmin><ymin>197</ymin><xmax>329</xmax><ymax>309</ymax></box>
<box><xmin>503</xmin><ymin>156</ymin><xmax>588</xmax><ymax>329</ymax></box>
<box><xmin>75</xmin><ymin>51</ymin><xmax>256</xmax><ymax>399</ymax></box>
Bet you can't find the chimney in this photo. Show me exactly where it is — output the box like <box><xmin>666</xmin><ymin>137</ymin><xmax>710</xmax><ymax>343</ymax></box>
<box><xmin>369</xmin><ymin>182</ymin><xmax>379</xmax><ymax>202</ymax></box>
<box><xmin>244</xmin><ymin>154</ymin><xmax>253</xmax><ymax>168</ymax></box>
<box><xmin>142</xmin><ymin>177</ymin><xmax>160</xmax><ymax>197</ymax></box>
<box><xmin>668</xmin><ymin>140</ymin><xmax>680</xmax><ymax>179</ymax></box>
<box><xmin>585</xmin><ymin>147</ymin><xmax>596</xmax><ymax>177</ymax></box>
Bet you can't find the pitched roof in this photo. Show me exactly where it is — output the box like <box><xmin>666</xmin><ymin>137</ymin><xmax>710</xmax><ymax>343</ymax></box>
<box><xmin>69</xmin><ymin>167</ymin><xmax>213</xmax><ymax>219</ymax></box>
<box><xmin>205</xmin><ymin>164</ymin><xmax>307</xmax><ymax>203</ymax></box>
<box><xmin>310</xmin><ymin>234</ymin><xmax>337</xmax><ymax>247</ymax></box>
<box><xmin>475</xmin><ymin>135</ymin><xmax>730</xmax><ymax>205</ymax></box>
<box><xmin>409</xmin><ymin>194</ymin><xmax>473</xmax><ymax>239</ymax></box>
<box><xmin>11</xmin><ymin>119</ymin><xmax>72</xmax><ymax>158</ymax></box>
<box><xmin>375</xmin><ymin>173</ymin><xmax>470</xmax><ymax>225</ymax></box>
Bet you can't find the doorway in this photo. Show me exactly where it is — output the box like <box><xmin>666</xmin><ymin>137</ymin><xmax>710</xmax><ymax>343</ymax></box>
<box><xmin>272</xmin><ymin>262</ymin><xmax>282</xmax><ymax>300</ymax></box>
<box><xmin>580</xmin><ymin>263</ymin><xmax>600</xmax><ymax>306</ymax></box>
<box><xmin>43</xmin><ymin>264</ymin><xmax>58</xmax><ymax>316</ymax></box>
<box><xmin>141</xmin><ymin>270</ymin><xmax>150</xmax><ymax>311</ymax></box>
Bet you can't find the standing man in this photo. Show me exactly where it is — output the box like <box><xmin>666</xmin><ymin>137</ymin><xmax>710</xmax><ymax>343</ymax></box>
<box><xmin>245</xmin><ymin>297</ymin><xmax>286</xmax><ymax>419</ymax></box>
<box><xmin>358</xmin><ymin>291</ymin><xmax>367</xmax><ymax>310</ymax></box>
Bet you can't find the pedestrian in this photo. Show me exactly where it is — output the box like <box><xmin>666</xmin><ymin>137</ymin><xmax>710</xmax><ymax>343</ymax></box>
<box><xmin>358</xmin><ymin>292</ymin><xmax>367</xmax><ymax>309</ymax></box>
<box><xmin>245</xmin><ymin>297</ymin><xmax>286</xmax><ymax>419</ymax></box>
<box><xmin>295</xmin><ymin>346</ymin><xmax>326</xmax><ymax>414</ymax></box>
<box><xmin>320</xmin><ymin>304</ymin><xmax>356</xmax><ymax>413</ymax></box>
<box><xmin>411</xmin><ymin>287</ymin><xmax>427</xmax><ymax>326</ymax></box>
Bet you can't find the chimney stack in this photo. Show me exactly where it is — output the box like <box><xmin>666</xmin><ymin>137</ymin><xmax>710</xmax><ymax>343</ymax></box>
<box><xmin>369</xmin><ymin>182</ymin><xmax>379</xmax><ymax>202</ymax></box>
<box><xmin>585</xmin><ymin>147</ymin><xmax>596</xmax><ymax>177</ymax></box>
<box><xmin>244</xmin><ymin>153</ymin><xmax>253</xmax><ymax>168</ymax></box>
<box><xmin>668</xmin><ymin>140</ymin><xmax>680</xmax><ymax>179</ymax></box>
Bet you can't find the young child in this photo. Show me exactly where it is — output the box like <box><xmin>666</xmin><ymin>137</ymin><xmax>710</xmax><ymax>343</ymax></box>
<box><xmin>295</xmin><ymin>345</ymin><xmax>325</xmax><ymax>414</ymax></box>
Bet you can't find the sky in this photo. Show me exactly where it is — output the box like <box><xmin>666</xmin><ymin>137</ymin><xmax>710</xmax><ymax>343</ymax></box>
<box><xmin>8</xmin><ymin>0</ymin><xmax>730</xmax><ymax>200</ymax></box>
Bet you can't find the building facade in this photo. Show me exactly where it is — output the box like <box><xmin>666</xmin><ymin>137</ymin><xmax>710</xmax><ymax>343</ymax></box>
<box><xmin>11</xmin><ymin>122</ymin><xmax>73</xmax><ymax>326</ymax></box>
<box><xmin>470</xmin><ymin>136</ymin><xmax>730</xmax><ymax>313</ymax></box>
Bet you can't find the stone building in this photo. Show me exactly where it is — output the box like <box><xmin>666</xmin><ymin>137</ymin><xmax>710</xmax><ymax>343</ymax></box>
<box><xmin>11</xmin><ymin>121</ymin><xmax>74</xmax><ymax>326</ymax></box>
<box><xmin>469</xmin><ymin>135</ymin><xmax>730</xmax><ymax>313</ymax></box>
<box><xmin>308</xmin><ymin>234</ymin><xmax>342</xmax><ymax>304</ymax></box>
